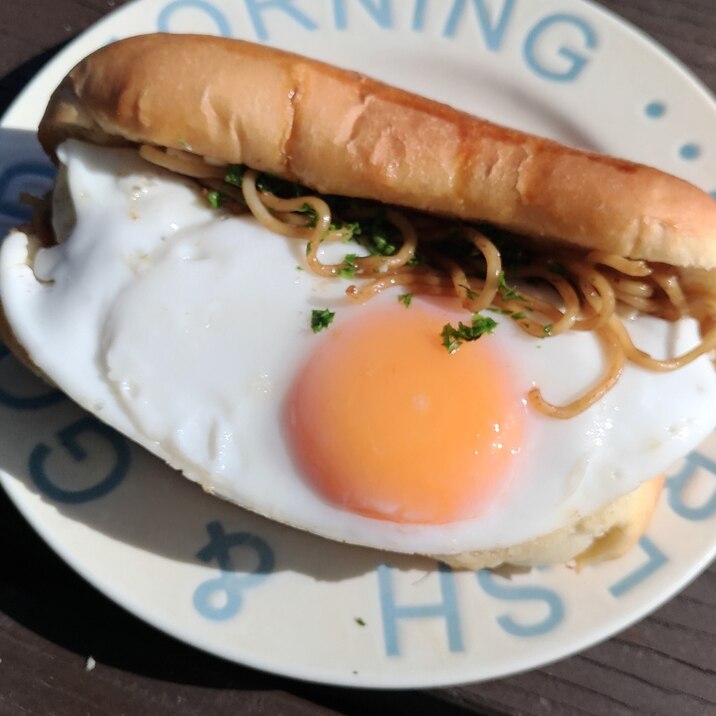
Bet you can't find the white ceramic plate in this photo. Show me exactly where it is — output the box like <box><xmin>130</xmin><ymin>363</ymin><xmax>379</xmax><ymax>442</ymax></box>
<box><xmin>1</xmin><ymin>0</ymin><xmax>715</xmax><ymax>689</ymax></box>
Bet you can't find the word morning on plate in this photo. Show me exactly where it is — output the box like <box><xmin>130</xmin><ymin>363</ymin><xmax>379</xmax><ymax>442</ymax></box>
<box><xmin>158</xmin><ymin>0</ymin><xmax>598</xmax><ymax>82</ymax></box>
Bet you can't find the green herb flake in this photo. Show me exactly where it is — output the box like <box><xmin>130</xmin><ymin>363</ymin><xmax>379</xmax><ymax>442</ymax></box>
<box><xmin>330</xmin><ymin>220</ymin><xmax>363</xmax><ymax>242</ymax></box>
<box><xmin>224</xmin><ymin>164</ymin><xmax>246</xmax><ymax>187</ymax></box>
<box><xmin>355</xmin><ymin>617</ymin><xmax>366</xmax><ymax>627</ymax></box>
<box><xmin>511</xmin><ymin>312</ymin><xmax>527</xmax><ymax>320</ymax></box>
<box><xmin>343</xmin><ymin>221</ymin><xmax>362</xmax><ymax>239</ymax></box>
<box><xmin>441</xmin><ymin>314</ymin><xmax>498</xmax><ymax>353</ymax></box>
<box><xmin>339</xmin><ymin>253</ymin><xmax>358</xmax><ymax>280</ymax></box>
<box><xmin>372</xmin><ymin>232</ymin><xmax>397</xmax><ymax>256</ymax></box>
<box><xmin>306</xmin><ymin>241</ymin><xmax>312</xmax><ymax>256</ymax></box>
<box><xmin>295</xmin><ymin>265</ymin><xmax>304</xmax><ymax>271</ymax></box>
<box><xmin>459</xmin><ymin>283</ymin><xmax>478</xmax><ymax>301</ymax></box>
<box><xmin>398</xmin><ymin>293</ymin><xmax>413</xmax><ymax>308</ymax></box>
<box><xmin>311</xmin><ymin>309</ymin><xmax>335</xmax><ymax>334</ymax></box>
<box><xmin>497</xmin><ymin>271</ymin><xmax>524</xmax><ymax>302</ymax></box>
<box><xmin>543</xmin><ymin>324</ymin><xmax>553</xmax><ymax>335</ymax></box>
<box><xmin>206</xmin><ymin>191</ymin><xmax>224</xmax><ymax>209</ymax></box>
<box><xmin>296</xmin><ymin>202</ymin><xmax>319</xmax><ymax>228</ymax></box>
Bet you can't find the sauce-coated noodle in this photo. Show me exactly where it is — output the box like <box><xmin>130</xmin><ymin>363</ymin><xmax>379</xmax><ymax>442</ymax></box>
<box><xmin>138</xmin><ymin>147</ymin><xmax>716</xmax><ymax>418</ymax></box>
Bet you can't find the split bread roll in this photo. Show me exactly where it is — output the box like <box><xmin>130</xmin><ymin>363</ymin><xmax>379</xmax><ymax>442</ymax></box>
<box><xmin>440</xmin><ymin>476</ymin><xmax>665</xmax><ymax>570</ymax></box>
<box><xmin>40</xmin><ymin>33</ymin><xmax>716</xmax><ymax>269</ymax></box>
<box><xmin>2</xmin><ymin>34</ymin><xmax>715</xmax><ymax>571</ymax></box>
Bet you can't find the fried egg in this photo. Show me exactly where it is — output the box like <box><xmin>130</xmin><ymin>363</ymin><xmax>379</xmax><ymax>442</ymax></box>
<box><xmin>2</xmin><ymin>140</ymin><xmax>715</xmax><ymax>555</ymax></box>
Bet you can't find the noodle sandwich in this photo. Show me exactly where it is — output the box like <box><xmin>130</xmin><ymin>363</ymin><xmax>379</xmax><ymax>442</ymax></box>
<box><xmin>1</xmin><ymin>34</ymin><xmax>715</xmax><ymax>569</ymax></box>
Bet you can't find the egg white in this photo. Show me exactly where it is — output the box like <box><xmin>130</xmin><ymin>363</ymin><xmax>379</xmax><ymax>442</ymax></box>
<box><xmin>1</xmin><ymin>140</ymin><xmax>715</xmax><ymax>555</ymax></box>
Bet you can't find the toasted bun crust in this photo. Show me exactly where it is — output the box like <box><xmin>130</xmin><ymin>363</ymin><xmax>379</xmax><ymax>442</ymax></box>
<box><xmin>39</xmin><ymin>33</ymin><xmax>716</xmax><ymax>269</ymax></box>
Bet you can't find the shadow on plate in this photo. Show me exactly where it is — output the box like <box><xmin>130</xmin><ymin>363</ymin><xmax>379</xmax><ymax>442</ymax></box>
<box><xmin>1</xmin><ymin>490</ymin><xmax>470</xmax><ymax>713</ymax></box>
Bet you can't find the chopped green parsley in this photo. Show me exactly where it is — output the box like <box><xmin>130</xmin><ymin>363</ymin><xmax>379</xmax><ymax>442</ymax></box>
<box><xmin>441</xmin><ymin>314</ymin><xmax>498</xmax><ymax>353</ymax></box>
<box><xmin>330</xmin><ymin>220</ymin><xmax>362</xmax><ymax>242</ymax></box>
<box><xmin>497</xmin><ymin>271</ymin><xmax>524</xmax><ymax>302</ymax></box>
<box><xmin>224</xmin><ymin>164</ymin><xmax>246</xmax><ymax>187</ymax></box>
<box><xmin>355</xmin><ymin>617</ymin><xmax>366</xmax><ymax>626</ymax></box>
<box><xmin>459</xmin><ymin>283</ymin><xmax>478</xmax><ymax>301</ymax></box>
<box><xmin>206</xmin><ymin>190</ymin><xmax>223</xmax><ymax>209</ymax></box>
<box><xmin>371</xmin><ymin>231</ymin><xmax>397</xmax><ymax>256</ymax></box>
<box><xmin>339</xmin><ymin>253</ymin><xmax>358</xmax><ymax>280</ymax></box>
<box><xmin>296</xmin><ymin>202</ymin><xmax>319</xmax><ymax>227</ymax></box>
<box><xmin>488</xmin><ymin>307</ymin><xmax>528</xmax><ymax>321</ymax></box>
<box><xmin>398</xmin><ymin>293</ymin><xmax>413</xmax><ymax>308</ymax></box>
<box><xmin>355</xmin><ymin>218</ymin><xmax>398</xmax><ymax>257</ymax></box>
<box><xmin>311</xmin><ymin>309</ymin><xmax>335</xmax><ymax>333</ymax></box>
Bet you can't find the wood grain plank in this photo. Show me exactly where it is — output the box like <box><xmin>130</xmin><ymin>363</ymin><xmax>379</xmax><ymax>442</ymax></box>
<box><xmin>596</xmin><ymin>0</ymin><xmax>716</xmax><ymax>86</ymax></box>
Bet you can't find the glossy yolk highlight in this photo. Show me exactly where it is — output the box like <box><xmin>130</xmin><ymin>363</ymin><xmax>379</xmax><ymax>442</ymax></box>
<box><xmin>287</xmin><ymin>304</ymin><xmax>525</xmax><ymax>524</ymax></box>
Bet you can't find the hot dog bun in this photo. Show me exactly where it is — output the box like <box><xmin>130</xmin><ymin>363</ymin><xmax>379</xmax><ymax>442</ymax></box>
<box><xmin>3</xmin><ymin>34</ymin><xmax>711</xmax><ymax>571</ymax></box>
<box><xmin>440</xmin><ymin>476</ymin><xmax>665</xmax><ymax>570</ymax></box>
<box><xmin>39</xmin><ymin>33</ymin><xmax>716</xmax><ymax>269</ymax></box>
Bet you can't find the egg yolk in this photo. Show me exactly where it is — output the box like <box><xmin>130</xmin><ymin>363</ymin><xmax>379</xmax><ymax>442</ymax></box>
<box><xmin>286</xmin><ymin>303</ymin><xmax>525</xmax><ymax>524</ymax></box>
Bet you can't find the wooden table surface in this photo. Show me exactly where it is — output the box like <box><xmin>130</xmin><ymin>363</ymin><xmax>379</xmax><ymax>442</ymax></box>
<box><xmin>0</xmin><ymin>1</ymin><xmax>714</xmax><ymax>714</ymax></box>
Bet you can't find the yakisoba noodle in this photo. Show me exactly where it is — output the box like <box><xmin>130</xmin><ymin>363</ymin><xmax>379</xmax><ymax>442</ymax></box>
<box><xmin>140</xmin><ymin>145</ymin><xmax>716</xmax><ymax>418</ymax></box>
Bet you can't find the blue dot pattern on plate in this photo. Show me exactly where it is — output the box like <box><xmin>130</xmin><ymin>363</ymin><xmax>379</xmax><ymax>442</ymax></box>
<box><xmin>679</xmin><ymin>143</ymin><xmax>701</xmax><ymax>160</ymax></box>
<box><xmin>645</xmin><ymin>101</ymin><xmax>666</xmax><ymax>118</ymax></box>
